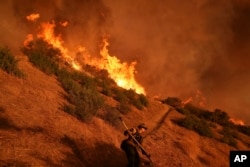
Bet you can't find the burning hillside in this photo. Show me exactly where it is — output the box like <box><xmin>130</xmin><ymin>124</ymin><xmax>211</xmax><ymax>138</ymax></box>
<box><xmin>0</xmin><ymin>0</ymin><xmax>249</xmax><ymax>123</ymax></box>
<box><xmin>24</xmin><ymin>14</ymin><xmax>145</xmax><ymax>95</ymax></box>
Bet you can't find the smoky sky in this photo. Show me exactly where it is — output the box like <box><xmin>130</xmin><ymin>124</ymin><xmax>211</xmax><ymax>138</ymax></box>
<box><xmin>105</xmin><ymin>0</ymin><xmax>250</xmax><ymax>124</ymax></box>
<box><xmin>0</xmin><ymin>0</ymin><xmax>249</xmax><ymax>124</ymax></box>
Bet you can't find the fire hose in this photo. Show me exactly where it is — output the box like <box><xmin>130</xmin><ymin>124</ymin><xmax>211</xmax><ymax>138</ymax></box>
<box><xmin>119</xmin><ymin>117</ymin><xmax>154</xmax><ymax>166</ymax></box>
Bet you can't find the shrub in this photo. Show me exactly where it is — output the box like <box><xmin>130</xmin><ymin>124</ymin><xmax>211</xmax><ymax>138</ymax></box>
<box><xmin>132</xmin><ymin>99</ymin><xmax>143</xmax><ymax>110</ymax></box>
<box><xmin>124</xmin><ymin>89</ymin><xmax>136</xmax><ymax>100</ymax></box>
<box><xmin>63</xmin><ymin>104</ymin><xmax>76</xmax><ymax>115</ymax></box>
<box><xmin>219</xmin><ymin>126</ymin><xmax>238</xmax><ymax>147</ymax></box>
<box><xmin>113</xmin><ymin>88</ymin><xmax>129</xmax><ymax>103</ymax></box>
<box><xmin>175</xmin><ymin>107</ymin><xmax>190</xmax><ymax>115</ymax></box>
<box><xmin>101</xmin><ymin>83</ymin><xmax>112</xmax><ymax>96</ymax></box>
<box><xmin>176</xmin><ymin>115</ymin><xmax>214</xmax><ymax>138</ymax></box>
<box><xmin>62</xmin><ymin>87</ymin><xmax>104</xmax><ymax>121</ymax></box>
<box><xmin>184</xmin><ymin>104</ymin><xmax>212</xmax><ymax>119</ymax></box>
<box><xmin>57</xmin><ymin>69</ymin><xmax>77</xmax><ymax>91</ymax></box>
<box><xmin>161</xmin><ymin>97</ymin><xmax>182</xmax><ymax>108</ymax></box>
<box><xmin>22</xmin><ymin>40</ymin><xmax>60</xmax><ymax>75</ymax></box>
<box><xmin>138</xmin><ymin>94</ymin><xmax>149</xmax><ymax>107</ymax></box>
<box><xmin>71</xmin><ymin>71</ymin><xmax>97</xmax><ymax>89</ymax></box>
<box><xmin>113</xmin><ymin>88</ymin><xmax>148</xmax><ymax>110</ymax></box>
<box><xmin>116</xmin><ymin>101</ymin><xmax>131</xmax><ymax>114</ymax></box>
<box><xmin>100</xmin><ymin>105</ymin><xmax>121</xmax><ymax>127</ymax></box>
<box><xmin>22</xmin><ymin>39</ymin><xmax>105</xmax><ymax>122</ymax></box>
<box><xmin>212</xmin><ymin>109</ymin><xmax>231</xmax><ymax>126</ymax></box>
<box><xmin>237</xmin><ymin>125</ymin><xmax>250</xmax><ymax>136</ymax></box>
<box><xmin>59</xmin><ymin>72</ymin><xmax>104</xmax><ymax>121</ymax></box>
<box><xmin>0</xmin><ymin>47</ymin><xmax>25</xmax><ymax>78</ymax></box>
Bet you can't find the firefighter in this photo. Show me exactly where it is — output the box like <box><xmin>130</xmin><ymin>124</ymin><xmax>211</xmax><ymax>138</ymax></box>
<box><xmin>120</xmin><ymin>123</ymin><xmax>148</xmax><ymax>167</ymax></box>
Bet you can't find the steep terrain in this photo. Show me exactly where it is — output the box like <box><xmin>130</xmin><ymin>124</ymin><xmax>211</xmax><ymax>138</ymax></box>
<box><xmin>0</xmin><ymin>54</ymin><xmax>249</xmax><ymax>167</ymax></box>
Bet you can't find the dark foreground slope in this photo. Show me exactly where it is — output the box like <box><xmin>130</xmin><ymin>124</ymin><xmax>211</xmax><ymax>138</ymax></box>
<box><xmin>0</xmin><ymin>55</ymin><xmax>249</xmax><ymax>167</ymax></box>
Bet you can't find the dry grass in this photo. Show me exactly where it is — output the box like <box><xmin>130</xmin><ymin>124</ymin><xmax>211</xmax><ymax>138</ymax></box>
<box><xmin>0</xmin><ymin>55</ymin><xmax>249</xmax><ymax>167</ymax></box>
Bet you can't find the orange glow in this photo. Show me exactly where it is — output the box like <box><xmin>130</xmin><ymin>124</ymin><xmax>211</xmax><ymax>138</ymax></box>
<box><xmin>60</xmin><ymin>21</ymin><xmax>68</xmax><ymax>27</ymax></box>
<box><xmin>195</xmin><ymin>90</ymin><xmax>206</xmax><ymax>107</ymax></box>
<box><xmin>182</xmin><ymin>90</ymin><xmax>206</xmax><ymax>107</ymax></box>
<box><xmin>26</xmin><ymin>13</ymin><xmax>40</xmax><ymax>22</ymax></box>
<box><xmin>230</xmin><ymin>118</ymin><xmax>245</xmax><ymax>126</ymax></box>
<box><xmin>23</xmin><ymin>34</ymin><xmax>34</xmax><ymax>47</ymax></box>
<box><xmin>182</xmin><ymin>97</ymin><xmax>193</xmax><ymax>105</ymax></box>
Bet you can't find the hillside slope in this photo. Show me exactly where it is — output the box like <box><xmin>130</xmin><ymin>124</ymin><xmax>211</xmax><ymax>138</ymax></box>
<box><xmin>0</xmin><ymin>54</ymin><xmax>249</xmax><ymax>167</ymax></box>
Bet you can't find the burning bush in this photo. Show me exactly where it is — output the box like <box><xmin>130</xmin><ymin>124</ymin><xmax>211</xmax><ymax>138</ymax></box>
<box><xmin>83</xmin><ymin>60</ymin><xmax>149</xmax><ymax>111</ymax></box>
<box><xmin>0</xmin><ymin>47</ymin><xmax>25</xmax><ymax>78</ymax></box>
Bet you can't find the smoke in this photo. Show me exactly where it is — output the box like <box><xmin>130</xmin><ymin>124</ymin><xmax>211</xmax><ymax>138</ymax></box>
<box><xmin>103</xmin><ymin>0</ymin><xmax>250</xmax><ymax>124</ymax></box>
<box><xmin>0</xmin><ymin>0</ymin><xmax>110</xmax><ymax>55</ymax></box>
<box><xmin>0</xmin><ymin>1</ymin><xmax>26</xmax><ymax>52</ymax></box>
<box><xmin>0</xmin><ymin>0</ymin><xmax>249</xmax><ymax>124</ymax></box>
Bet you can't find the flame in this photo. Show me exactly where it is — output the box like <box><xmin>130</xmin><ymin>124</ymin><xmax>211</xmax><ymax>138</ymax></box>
<box><xmin>230</xmin><ymin>118</ymin><xmax>245</xmax><ymax>126</ymax></box>
<box><xmin>98</xmin><ymin>39</ymin><xmax>145</xmax><ymax>94</ymax></box>
<box><xmin>26</xmin><ymin>13</ymin><xmax>40</xmax><ymax>22</ymax></box>
<box><xmin>60</xmin><ymin>21</ymin><xmax>68</xmax><ymax>27</ymax></box>
<box><xmin>195</xmin><ymin>90</ymin><xmax>206</xmax><ymax>107</ymax></box>
<box><xmin>24</xmin><ymin>14</ymin><xmax>146</xmax><ymax>95</ymax></box>
<box><xmin>182</xmin><ymin>89</ymin><xmax>206</xmax><ymax>107</ymax></box>
<box><xmin>182</xmin><ymin>97</ymin><xmax>193</xmax><ymax>105</ymax></box>
<box><xmin>37</xmin><ymin>21</ymin><xmax>81</xmax><ymax>70</ymax></box>
<box><xmin>23</xmin><ymin>34</ymin><xmax>34</xmax><ymax>47</ymax></box>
